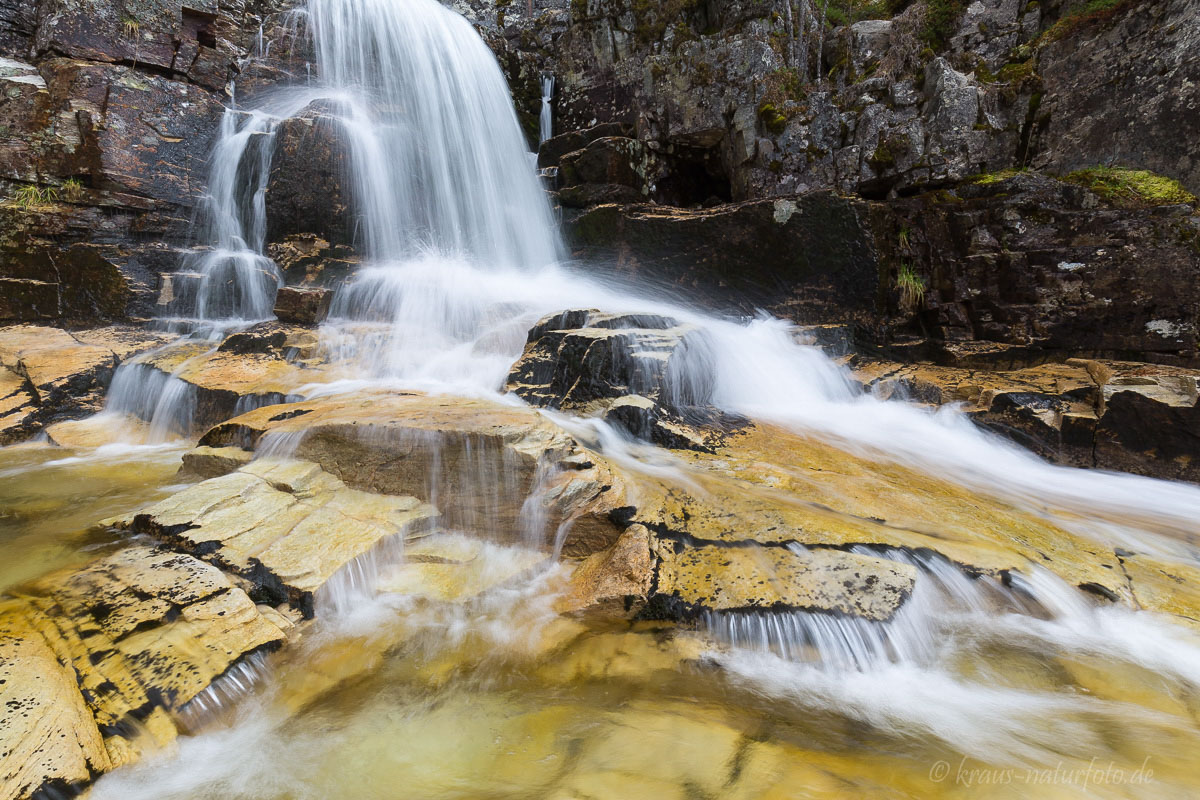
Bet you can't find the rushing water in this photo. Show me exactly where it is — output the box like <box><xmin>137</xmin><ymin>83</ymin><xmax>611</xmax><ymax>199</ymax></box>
<box><xmin>8</xmin><ymin>0</ymin><xmax>1199</xmax><ymax>796</ymax></box>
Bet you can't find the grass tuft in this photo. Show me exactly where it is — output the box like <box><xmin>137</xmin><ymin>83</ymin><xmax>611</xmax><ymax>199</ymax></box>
<box><xmin>10</xmin><ymin>184</ymin><xmax>59</xmax><ymax>209</ymax></box>
<box><xmin>896</xmin><ymin>262</ymin><xmax>926</xmax><ymax>309</ymax></box>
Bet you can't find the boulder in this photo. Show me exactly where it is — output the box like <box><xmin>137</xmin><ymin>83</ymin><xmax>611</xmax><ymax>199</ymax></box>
<box><xmin>626</xmin><ymin>418</ymin><xmax>1182</xmax><ymax>616</ymax></box>
<box><xmin>0</xmin><ymin>606</ymin><xmax>112</xmax><ymax>800</ymax></box>
<box><xmin>504</xmin><ymin>308</ymin><xmax>738</xmax><ymax>450</ymax></box>
<box><xmin>266</xmin><ymin>234</ymin><xmax>359</xmax><ymax>288</ymax></box>
<box><xmin>274</xmin><ymin>286</ymin><xmax>333</xmax><ymax>324</ymax></box>
<box><xmin>264</xmin><ymin>107</ymin><xmax>354</xmax><ymax>248</ymax></box>
<box><xmin>179</xmin><ymin>444</ymin><xmax>255</xmax><ymax>478</ymax></box>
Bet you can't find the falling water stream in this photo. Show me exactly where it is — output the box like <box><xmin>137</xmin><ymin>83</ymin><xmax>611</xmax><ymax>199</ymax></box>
<box><xmin>2</xmin><ymin>0</ymin><xmax>1198</xmax><ymax>796</ymax></box>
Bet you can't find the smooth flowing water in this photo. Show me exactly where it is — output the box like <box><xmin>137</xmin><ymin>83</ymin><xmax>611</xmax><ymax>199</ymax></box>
<box><xmin>7</xmin><ymin>0</ymin><xmax>1200</xmax><ymax>796</ymax></box>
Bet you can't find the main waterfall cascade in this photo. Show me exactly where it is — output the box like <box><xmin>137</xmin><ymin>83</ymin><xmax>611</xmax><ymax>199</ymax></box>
<box><xmin>55</xmin><ymin>0</ymin><xmax>1200</xmax><ymax>795</ymax></box>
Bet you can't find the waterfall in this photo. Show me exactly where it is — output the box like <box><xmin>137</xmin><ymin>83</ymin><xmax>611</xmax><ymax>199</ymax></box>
<box><xmin>166</xmin><ymin>0</ymin><xmax>560</xmax><ymax>327</ymax></box>
<box><xmin>72</xmin><ymin>0</ymin><xmax>1200</xmax><ymax>794</ymax></box>
<box><xmin>538</xmin><ymin>74</ymin><xmax>554</xmax><ymax>144</ymax></box>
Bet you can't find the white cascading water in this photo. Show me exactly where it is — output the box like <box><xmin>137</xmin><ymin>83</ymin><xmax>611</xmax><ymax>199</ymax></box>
<box><xmin>539</xmin><ymin>73</ymin><xmax>554</xmax><ymax>144</ymax></box>
<box><xmin>86</xmin><ymin>0</ymin><xmax>1200</xmax><ymax>793</ymax></box>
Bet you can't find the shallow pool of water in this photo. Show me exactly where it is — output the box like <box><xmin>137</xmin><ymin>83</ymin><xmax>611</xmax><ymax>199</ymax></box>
<box><xmin>0</xmin><ymin>439</ymin><xmax>191</xmax><ymax>591</ymax></box>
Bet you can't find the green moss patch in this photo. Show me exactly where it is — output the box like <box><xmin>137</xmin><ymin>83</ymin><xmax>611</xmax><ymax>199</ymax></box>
<box><xmin>965</xmin><ymin>167</ymin><xmax>1028</xmax><ymax>186</ymax></box>
<box><xmin>1062</xmin><ymin>167</ymin><xmax>1198</xmax><ymax>208</ymax></box>
<box><xmin>758</xmin><ymin>102</ymin><xmax>788</xmax><ymax>135</ymax></box>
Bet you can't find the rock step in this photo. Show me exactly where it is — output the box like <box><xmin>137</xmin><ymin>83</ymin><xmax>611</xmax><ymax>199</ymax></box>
<box><xmin>505</xmin><ymin>308</ymin><xmax>740</xmax><ymax>451</ymax></box>
<box><xmin>652</xmin><ymin>543</ymin><xmax>917</xmax><ymax>622</ymax></box>
<box><xmin>0</xmin><ymin>324</ymin><xmax>176</xmax><ymax>444</ymax></box>
<box><xmin>851</xmin><ymin>356</ymin><xmax>1200</xmax><ymax>482</ymax></box>
<box><xmin>0</xmin><ymin>546</ymin><xmax>288</xmax><ymax>799</ymax></box>
<box><xmin>115</xmin><ymin>458</ymin><xmax>439</xmax><ymax>618</ymax></box>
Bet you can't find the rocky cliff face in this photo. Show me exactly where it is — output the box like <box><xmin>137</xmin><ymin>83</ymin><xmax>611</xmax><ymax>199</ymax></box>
<box><xmin>2</xmin><ymin>0</ymin><xmax>1195</xmax><ymax>328</ymax></box>
<box><xmin>480</xmin><ymin>0</ymin><xmax>1198</xmax><ymax>202</ymax></box>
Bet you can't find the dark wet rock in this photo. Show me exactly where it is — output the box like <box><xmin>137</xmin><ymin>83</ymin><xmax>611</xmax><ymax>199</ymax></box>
<box><xmin>1094</xmin><ymin>384</ymin><xmax>1200</xmax><ymax>484</ymax></box>
<box><xmin>555</xmin><ymin>135</ymin><xmax>714</xmax><ymax>209</ymax></box>
<box><xmin>0</xmin><ymin>0</ymin><xmax>304</xmax><ymax>323</ymax></box>
<box><xmin>264</xmin><ymin>107</ymin><xmax>354</xmax><ymax>248</ymax></box>
<box><xmin>564</xmin><ymin>193</ymin><xmax>883</xmax><ymax>325</ymax></box>
<box><xmin>881</xmin><ymin>172</ymin><xmax>1200</xmax><ymax>361</ymax></box>
<box><xmin>0</xmin><ymin>55</ymin><xmax>225</xmax><ymax>321</ymax></box>
<box><xmin>538</xmin><ymin>121</ymin><xmax>635</xmax><ymax>169</ymax></box>
<box><xmin>566</xmin><ymin>171</ymin><xmax>1200</xmax><ymax>366</ymax></box>
<box><xmin>273</xmin><ymin>286</ymin><xmax>333</xmax><ymax>324</ymax></box>
<box><xmin>505</xmin><ymin>309</ymin><xmax>741</xmax><ymax>450</ymax></box>
<box><xmin>0</xmin><ymin>278</ymin><xmax>58</xmax><ymax>320</ymax></box>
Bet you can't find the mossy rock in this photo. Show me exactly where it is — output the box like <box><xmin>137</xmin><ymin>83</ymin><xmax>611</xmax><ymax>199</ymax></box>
<box><xmin>1062</xmin><ymin>167</ymin><xmax>1198</xmax><ymax>209</ymax></box>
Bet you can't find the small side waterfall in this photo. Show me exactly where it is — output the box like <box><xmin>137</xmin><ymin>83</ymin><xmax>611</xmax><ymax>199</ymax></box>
<box><xmin>538</xmin><ymin>74</ymin><xmax>554</xmax><ymax>144</ymax></box>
